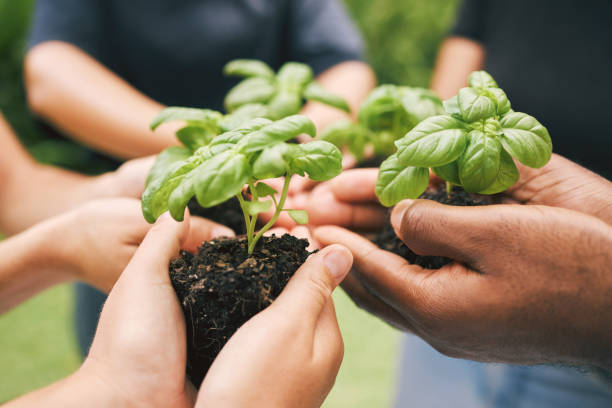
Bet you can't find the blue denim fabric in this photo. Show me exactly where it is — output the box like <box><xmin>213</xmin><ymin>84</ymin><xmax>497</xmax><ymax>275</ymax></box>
<box><xmin>74</xmin><ymin>282</ymin><xmax>106</xmax><ymax>356</ymax></box>
<box><xmin>394</xmin><ymin>334</ymin><xmax>612</xmax><ymax>408</ymax></box>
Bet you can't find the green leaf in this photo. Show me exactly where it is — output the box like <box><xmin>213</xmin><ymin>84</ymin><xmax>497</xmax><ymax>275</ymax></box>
<box><xmin>457</xmin><ymin>130</ymin><xmax>502</xmax><ymax>192</ymax></box>
<box><xmin>224</xmin><ymin>77</ymin><xmax>276</xmax><ymax>112</ymax></box>
<box><xmin>237</xmin><ymin>115</ymin><xmax>316</xmax><ymax>153</ymax></box>
<box><xmin>485</xmin><ymin>87</ymin><xmax>511</xmax><ymax>116</ymax></box>
<box><xmin>243</xmin><ymin>200</ymin><xmax>272</xmax><ymax>216</ymax></box>
<box><xmin>303</xmin><ymin>82</ymin><xmax>350</xmax><ymax>112</ymax></box>
<box><xmin>193</xmin><ymin>151</ymin><xmax>250</xmax><ymax>208</ymax></box>
<box><xmin>142</xmin><ymin>151</ymin><xmax>202</xmax><ymax>223</ymax></box>
<box><xmin>218</xmin><ymin>104</ymin><xmax>270</xmax><ymax>132</ymax></box>
<box><xmin>223</xmin><ymin>59</ymin><xmax>275</xmax><ymax>79</ymax></box>
<box><xmin>358</xmin><ymin>85</ymin><xmax>407</xmax><ymax>132</ymax></box>
<box><xmin>286</xmin><ymin>209</ymin><xmax>309</xmax><ymax>225</ymax></box>
<box><xmin>252</xmin><ymin>143</ymin><xmax>294</xmax><ymax>179</ymax></box>
<box><xmin>478</xmin><ymin>150</ymin><xmax>520</xmax><ymax>194</ymax></box>
<box><xmin>443</xmin><ymin>96</ymin><xmax>461</xmax><ymax>116</ymax></box>
<box><xmin>212</xmin><ymin>118</ymin><xmax>272</xmax><ymax>146</ymax></box>
<box><xmin>375</xmin><ymin>154</ymin><xmax>429</xmax><ymax>207</ymax></box>
<box><xmin>500</xmin><ymin>112</ymin><xmax>552</xmax><ymax>168</ymax></box>
<box><xmin>433</xmin><ymin>161</ymin><xmax>461</xmax><ymax>185</ymax></box>
<box><xmin>276</xmin><ymin>62</ymin><xmax>313</xmax><ymax>88</ymax></box>
<box><xmin>468</xmin><ymin>71</ymin><xmax>498</xmax><ymax>89</ymax></box>
<box><xmin>150</xmin><ymin>107</ymin><xmax>222</xmax><ymax>130</ymax></box>
<box><xmin>457</xmin><ymin>87</ymin><xmax>496</xmax><ymax>122</ymax></box>
<box><xmin>318</xmin><ymin>120</ymin><xmax>354</xmax><ymax>147</ymax></box>
<box><xmin>176</xmin><ymin>126</ymin><xmax>213</xmax><ymax>151</ymax></box>
<box><xmin>399</xmin><ymin>87</ymin><xmax>445</xmax><ymax>124</ymax></box>
<box><xmin>395</xmin><ymin>115</ymin><xmax>468</xmax><ymax>167</ymax></box>
<box><xmin>266</xmin><ymin>90</ymin><xmax>303</xmax><ymax>120</ymax></box>
<box><xmin>144</xmin><ymin>146</ymin><xmax>192</xmax><ymax>187</ymax></box>
<box><xmin>254</xmin><ymin>182</ymin><xmax>278</xmax><ymax>197</ymax></box>
<box><xmin>289</xmin><ymin>141</ymin><xmax>343</xmax><ymax>181</ymax></box>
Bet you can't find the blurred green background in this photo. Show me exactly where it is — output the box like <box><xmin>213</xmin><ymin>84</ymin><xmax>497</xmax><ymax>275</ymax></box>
<box><xmin>0</xmin><ymin>0</ymin><xmax>459</xmax><ymax>405</ymax></box>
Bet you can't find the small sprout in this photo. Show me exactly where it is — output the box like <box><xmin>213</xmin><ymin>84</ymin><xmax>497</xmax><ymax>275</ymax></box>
<box><xmin>375</xmin><ymin>71</ymin><xmax>553</xmax><ymax>206</ymax></box>
<box><xmin>319</xmin><ymin>85</ymin><xmax>445</xmax><ymax>159</ymax></box>
<box><xmin>223</xmin><ymin>59</ymin><xmax>351</xmax><ymax>119</ymax></box>
<box><xmin>142</xmin><ymin>115</ymin><xmax>342</xmax><ymax>254</ymax></box>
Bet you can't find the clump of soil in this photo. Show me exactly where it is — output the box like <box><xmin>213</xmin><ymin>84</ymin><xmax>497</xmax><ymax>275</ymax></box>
<box><xmin>375</xmin><ymin>187</ymin><xmax>491</xmax><ymax>269</ymax></box>
<box><xmin>355</xmin><ymin>155</ymin><xmax>386</xmax><ymax>169</ymax></box>
<box><xmin>188</xmin><ymin>197</ymin><xmax>246</xmax><ymax>234</ymax></box>
<box><xmin>169</xmin><ymin>234</ymin><xmax>311</xmax><ymax>386</ymax></box>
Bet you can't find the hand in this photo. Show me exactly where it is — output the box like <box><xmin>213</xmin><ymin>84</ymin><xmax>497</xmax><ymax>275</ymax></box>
<box><xmin>506</xmin><ymin>153</ymin><xmax>612</xmax><ymax>223</ymax></box>
<box><xmin>48</xmin><ymin>198</ymin><xmax>234</xmax><ymax>292</ymax></box>
<box><xmin>78</xmin><ymin>212</ymin><xmax>203</xmax><ymax>407</ymax></box>
<box><xmin>314</xmin><ymin>200</ymin><xmax>612</xmax><ymax>369</ymax></box>
<box><xmin>93</xmin><ymin>155</ymin><xmax>156</xmax><ymax>199</ymax></box>
<box><xmin>5</xmin><ymin>212</ymin><xmax>210</xmax><ymax>407</ymax></box>
<box><xmin>197</xmin><ymin>244</ymin><xmax>353</xmax><ymax>408</ymax></box>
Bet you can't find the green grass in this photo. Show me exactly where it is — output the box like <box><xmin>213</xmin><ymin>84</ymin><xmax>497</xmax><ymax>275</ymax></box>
<box><xmin>0</xmin><ymin>285</ymin><xmax>398</xmax><ymax>406</ymax></box>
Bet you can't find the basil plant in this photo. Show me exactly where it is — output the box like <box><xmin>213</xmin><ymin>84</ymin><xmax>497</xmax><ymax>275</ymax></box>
<box><xmin>224</xmin><ymin>59</ymin><xmax>350</xmax><ymax>121</ymax></box>
<box><xmin>319</xmin><ymin>85</ymin><xmax>445</xmax><ymax>161</ymax></box>
<box><xmin>375</xmin><ymin>71</ymin><xmax>553</xmax><ymax>207</ymax></box>
<box><xmin>142</xmin><ymin>115</ymin><xmax>342</xmax><ymax>254</ymax></box>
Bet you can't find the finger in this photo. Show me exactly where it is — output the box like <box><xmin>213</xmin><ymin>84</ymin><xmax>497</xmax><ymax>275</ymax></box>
<box><xmin>289</xmin><ymin>225</ymin><xmax>320</xmax><ymax>250</ymax></box>
<box><xmin>181</xmin><ymin>217</ymin><xmax>235</xmax><ymax>253</ymax></box>
<box><xmin>313</xmin><ymin>299</ymin><xmax>344</xmax><ymax>373</ymax></box>
<box><xmin>307</xmin><ymin>183</ymin><xmax>386</xmax><ymax>230</ymax></box>
<box><xmin>329</xmin><ymin>169</ymin><xmax>379</xmax><ymax>203</ymax></box>
<box><xmin>288</xmin><ymin>175</ymin><xmax>318</xmax><ymax>195</ymax></box>
<box><xmin>390</xmin><ymin>199</ymin><xmax>510</xmax><ymax>262</ymax></box>
<box><xmin>313</xmin><ymin>226</ymin><xmax>429</xmax><ymax>315</ymax></box>
<box><xmin>271</xmin><ymin>244</ymin><xmax>353</xmax><ymax>330</ymax></box>
<box><xmin>340</xmin><ymin>271</ymin><xmax>415</xmax><ymax>332</ymax></box>
<box><xmin>123</xmin><ymin>212</ymin><xmax>190</xmax><ymax>283</ymax></box>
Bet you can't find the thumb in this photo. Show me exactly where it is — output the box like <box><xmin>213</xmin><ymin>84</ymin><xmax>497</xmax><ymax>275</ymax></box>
<box><xmin>271</xmin><ymin>244</ymin><xmax>353</xmax><ymax>329</ymax></box>
<box><xmin>124</xmin><ymin>212</ymin><xmax>190</xmax><ymax>282</ymax></box>
<box><xmin>390</xmin><ymin>199</ymin><xmax>506</xmax><ymax>262</ymax></box>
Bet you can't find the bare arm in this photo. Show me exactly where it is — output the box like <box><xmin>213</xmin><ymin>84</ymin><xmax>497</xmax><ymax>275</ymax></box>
<box><xmin>24</xmin><ymin>41</ymin><xmax>180</xmax><ymax>160</ymax></box>
<box><xmin>299</xmin><ymin>61</ymin><xmax>376</xmax><ymax>141</ymax></box>
<box><xmin>430</xmin><ymin>36</ymin><xmax>485</xmax><ymax>99</ymax></box>
<box><xmin>0</xmin><ymin>114</ymin><xmax>152</xmax><ymax>235</ymax></box>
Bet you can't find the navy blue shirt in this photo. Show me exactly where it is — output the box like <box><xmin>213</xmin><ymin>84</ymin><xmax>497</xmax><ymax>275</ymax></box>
<box><xmin>452</xmin><ymin>0</ymin><xmax>612</xmax><ymax>179</ymax></box>
<box><xmin>28</xmin><ymin>0</ymin><xmax>363</xmax><ymax>167</ymax></box>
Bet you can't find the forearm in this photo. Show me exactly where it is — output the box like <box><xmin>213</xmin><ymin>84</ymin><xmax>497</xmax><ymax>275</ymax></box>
<box><xmin>25</xmin><ymin>41</ymin><xmax>179</xmax><ymax>159</ymax></box>
<box><xmin>0</xmin><ymin>162</ymin><xmax>116</xmax><ymax>235</ymax></box>
<box><xmin>300</xmin><ymin>61</ymin><xmax>376</xmax><ymax>141</ymax></box>
<box><xmin>430</xmin><ymin>37</ymin><xmax>485</xmax><ymax>99</ymax></box>
<box><xmin>0</xmin><ymin>219</ymin><xmax>73</xmax><ymax>313</ymax></box>
<box><xmin>4</xmin><ymin>368</ymin><xmax>121</xmax><ymax>408</ymax></box>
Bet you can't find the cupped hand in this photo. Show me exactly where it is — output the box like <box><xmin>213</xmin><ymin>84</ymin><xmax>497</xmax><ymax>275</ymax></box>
<box><xmin>76</xmin><ymin>212</ymin><xmax>199</xmax><ymax>407</ymax></box>
<box><xmin>314</xmin><ymin>200</ymin><xmax>612</xmax><ymax>369</ymax></box>
<box><xmin>506</xmin><ymin>153</ymin><xmax>612</xmax><ymax>223</ymax></box>
<box><xmin>51</xmin><ymin>198</ymin><xmax>234</xmax><ymax>292</ymax></box>
<box><xmin>197</xmin><ymin>244</ymin><xmax>353</xmax><ymax>408</ymax></box>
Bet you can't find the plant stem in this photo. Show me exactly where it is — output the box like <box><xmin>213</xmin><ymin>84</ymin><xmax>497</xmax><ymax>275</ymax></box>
<box><xmin>236</xmin><ymin>193</ymin><xmax>255</xmax><ymax>248</ymax></box>
<box><xmin>247</xmin><ymin>175</ymin><xmax>292</xmax><ymax>254</ymax></box>
<box><xmin>446</xmin><ymin>181</ymin><xmax>453</xmax><ymax>196</ymax></box>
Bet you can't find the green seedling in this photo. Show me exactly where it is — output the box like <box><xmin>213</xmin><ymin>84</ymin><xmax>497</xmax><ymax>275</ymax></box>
<box><xmin>142</xmin><ymin>115</ymin><xmax>342</xmax><ymax>254</ymax></box>
<box><xmin>375</xmin><ymin>71</ymin><xmax>553</xmax><ymax>206</ymax></box>
<box><xmin>224</xmin><ymin>59</ymin><xmax>350</xmax><ymax>120</ymax></box>
<box><xmin>319</xmin><ymin>85</ymin><xmax>444</xmax><ymax>160</ymax></box>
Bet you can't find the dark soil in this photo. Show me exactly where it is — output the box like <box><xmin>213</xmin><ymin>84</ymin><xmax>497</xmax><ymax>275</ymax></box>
<box><xmin>374</xmin><ymin>187</ymin><xmax>491</xmax><ymax>269</ymax></box>
<box><xmin>188</xmin><ymin>197</ymin><xmax>246</xmax><ymax>234</ymax></box>
<box><xmin>169</xmin><ymin>234</ymin><xmax>311</xmax><ymax>386</ymax></box>
<box><xmin>355</xmin><ymin>155</ymin><xmax>386</xmax><ymax>168</ymax></box>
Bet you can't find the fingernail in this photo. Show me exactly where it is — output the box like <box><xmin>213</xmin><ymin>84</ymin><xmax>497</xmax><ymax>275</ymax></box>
<box><xmin>323</xmin><ymin>246</ymin><xmax>353</xmax><ymax>284</ymax></box>
<box><xmin>391</xmin><ymin>199</ymin><xmax>413</xmax><ymax>231</ymax></box>
<box><xmin>211</xmin><ymin>226</ymin><xmax>234</xmax><ymax>239</ymax></box>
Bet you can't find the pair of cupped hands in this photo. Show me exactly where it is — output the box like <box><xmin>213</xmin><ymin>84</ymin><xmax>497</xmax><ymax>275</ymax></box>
<box><xmin>11</xmin><ymin>152</ymin><xmax>611</xmax><ymax>406</ymax></box>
